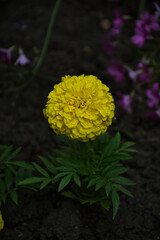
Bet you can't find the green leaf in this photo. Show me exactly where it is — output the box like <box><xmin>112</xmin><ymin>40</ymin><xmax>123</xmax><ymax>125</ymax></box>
<box><xmin>38</xmin><ymin>155</ymin><xmax>57</xmax><ymax>175</ymax></box>
<box><xmin>61</xmin><ymin>191</ymin><xmax>77</xmax><ymax>199</ymax></box>
<box><xmin>18</xmin><ymin>177</ymin><xmax>45</xmax><ymax>185</ymax></box>
<box><xmin>58</xmin><ymin>174</ymin><xmax>72</xmax><ymax>192</ymax></box>
<box><xmin>87</xmin><ymin>177</ymin><xmax>101</xmax><ymax>188</ymax></box>
<box><xmin>0</xmin><ymin>145</ymin><xmax>13</xmax><ymax>162</ymax></box>
<box><xmin>101</xmin><ymin>200</ymin><xmax>110</xmax><ymax>210</ymax></box>
<box><xmin>54</xmin><ymin>172</ymin><xmax>72</xmax><ymax>180</ymax></box>
<box><xmin>113</xmin><ymin>184</ymin><xmax>134</xmax><ymax>198</ymax></box>
<box><xmin>6</xmin><ymin>147</ymin><xmax>22</xmax><ymax>161</ymax></box>
<box><xmin>102</xmin><ymin>132</ymin><xmax>120</xmax><ymax>159</ymax></box>
<box><xmin>73</xmin><ymin>173</ymin><xmax>81</xmax><ymax>187</ymax></box>
<box><xmin>111</xmin><ymin>176</ymin><xmax>135</xmax><ymax>186</ymax></box>
<box><xmin>33</xmin><ymin>163</ymin><xmax>49</xmax><ymax>177</ymax></box>
<box><xmin>95</xmin><ymin>179</ymin><xmax>106</xmax><ymax>191</ymax></box>
<box><xmin>10</xmin><ymin>189</ymin><xmax>18</xmax><ymax>204</ymax></box>
<box><xmin>9</xmin><ymin>161</ymin><xmax>34</xmax><ymax>170</ymax></box>
<box><xmin>5</xmin><ymin>168</ymin><xmax>13</xmax><ymax>191</ymax></box>
<box><xmin>113</xmin><ymin>152</ymin><xmax>132</xmax><ymax>160</ymax></box>
<box><xmin>115</xmin><ymin>132</ymin><xmax>121</xmax><ymax>149</ymax></box>
<box><xmin>105</xmin><ymin>183</ymin><xmax>111</xmax><ymax>196</ymax></box>
<box><xmin>106</xmin><ymin>167</ymin><xmax>129</xmax><ymax>178</ymax></box>
<box><xmin>40</xmin><ymin>178</ymin><xmax>51</xmax><ymax>189</ymax></box>
<box><xmin>112</xmin><ymin>189</ymin><xmax>120</xmax><ymax>219</ymax></box>
<box><xmin>15</xmin><ymin>168</ymin><xmax>25</xmax><ymax>184</ymax></box>
<box><xmin>121</xmin><ymin>141</ymin><xmax>135</xmax><ymax>149</ymax></box>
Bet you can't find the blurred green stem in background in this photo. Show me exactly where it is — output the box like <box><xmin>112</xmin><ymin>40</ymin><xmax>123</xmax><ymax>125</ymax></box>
<box><xmin>138</xmin><ymin>0</ymin><xmax>146</xmax><ymax>18</ymax></box>
<box><xmin>33</xmin><ymin>0</ymin><xmax>62</xmax><ymax>75</ymax></box>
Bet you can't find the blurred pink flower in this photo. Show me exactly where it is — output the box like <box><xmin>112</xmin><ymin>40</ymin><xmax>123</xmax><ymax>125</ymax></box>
<box><xmin>136</xmin><ymin>60</ymin><xmax>153</xmax><ymax>83</ymax></box>
<box><xmin>0</xmin><ymin>46</ymin><xmax>14</xmax><ymax>64</ymax></box>
<box><xmin>132</xmin><ymin>11</ymin><xmax>160</xmax><ymax>48</ymax></box>
<box><xmin>146</xmin><ymin>82</ymin><xmax>160</xmax><ymax>108</ymax></box>
<box><xmin>107</xmin><ymin>59</ymin><xmax>125</xmax><ymax>82</ymax></box>
<box><xmin>116</xmin><ymin>92</ymin><xmax>132</xmax><ymax>112</ymax></box>
<box><xmin>110</xmin><ymin>9</ymin><xmax>127</xmax><ymax>35</ymax></box>
<box><xmin>102</xmin><ymin>37</ymin><xmax>116</xmax><ymax>55</ymax></box>
<box><xmin>14</xmin><ymin>49</ymin><xmax>30</xmax><ymax>66</ymax></box>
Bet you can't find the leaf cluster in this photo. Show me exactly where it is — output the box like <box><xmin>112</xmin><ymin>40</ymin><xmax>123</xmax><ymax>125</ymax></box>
<box><xmin>18</xmin><ymin>132</ymin><xmax>136</xmax><ymax>218</ymax></box>
<box><xmin>0</xmin><ymin>144</ymin><xmax>34</xmax><ymax>204</ymax></box>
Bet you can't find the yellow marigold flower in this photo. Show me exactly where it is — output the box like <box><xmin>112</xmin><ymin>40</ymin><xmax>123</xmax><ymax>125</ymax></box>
<box><xmin>43</xmin><ymin>75</ymin><xmax>115</xmax><ymax>142</ymax></box>
<box><xmin>0</xmin><ymin>211</ymin><xmax>4</xmax><ymax>231</ymax></box>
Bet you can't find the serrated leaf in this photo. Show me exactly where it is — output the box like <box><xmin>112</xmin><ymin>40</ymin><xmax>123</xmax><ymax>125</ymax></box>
<box><xmin>58</xmin><ymin>174</ymin><xmax>72</xmax><ymax>192</ymax></box>
<box><xmin>102</xmin><ymin>133</ymin><xmax>120</xmax><ymax>159</ymax></box>
<box><xmin>6</xmin><ymin>147</ymin><xmax>22</xmax><ymax>161</ymax></box>
<box><xmin>9</xmin><ymin>161</ymin><xmax>34</xmax><ymax>170</ymax></box>
<box><xmin>87</xmin><ymin>177</ymin><xmax>101</xmax><ymax>188</ymax></box>
<box><xmin>15</xmin><ymin>168</ymin><xmax>25</xmax><ymax>184</ymax></box>
<box><xmin>115</xmin><ymin>132</ymin><xmax>121</xmax><ymax>149</ymax></box>
<box><xmin>113</xmin><ymin>152</ymin><xmax>132</xmax><ymax>160</ymax></box>
<box><xmin>112</xmin><ymin>189</ymin><xmax>120</xmax><ymax>219</ymax></box>
<box><xmin>121</xmin><ymin>141</ymin><xmax>135</xmax><ymax>149</ymax></box>
<box><xmin>18</xmin><ymin>177</ymin><xmax>45</xmax><ymax>185</ymax></box>
<box><xmin>10</xmin><ymin>189</ymin><xmax>18</xmax><ymax>204</ymax></box>
<box><xmin>105</xmin><ymin>183</ymin><xmax>111</xmax><ymax>196</ymax></box>
<box><xmin>95</xmin><ymin>179</ymin><xmax>106</xmax><ymax>191</ymax></box>
<box><xmin>0</xmin><ymin>145</ymin><xmax>13</xmax><ymax>162</ymax></box>
<box><xmin>106</xmin><ymin>167</ymin><xmax>129</xmax><ymax>178</ymax></box>
<box><xmin>111</xmin><ymin>176</ymin><xmax>135</xmax><ymax>186</ymax></box>
<box><xmin>38</xmin><ymin>155</ymin><xmax>57</xmax><ymax>175</ymax></box>
<box><xmin>33</xmin><ymin>163</ymin><xmax>49</xmax><ymax>177</ymax></box>
<box><xmin>113</xmin><ymin>184</ymin><xmax>134</xmax><ymax>198</ymax></box>
<box><xmin>61</xmin><ymin>191</ymin><xmax>77</xmax><ymax>199</ymax></box>
<box><xmin>101</xmin><ymin>200</ymin><xmax>110</xmax><ymax>210</ymax></box>
<box><xmin>5</xmin><ymin>168</ymin><xmax>13</xmax><ymax>191</ymax></box>
<box><xmin>73</xmin><ymin>173</ymin><xmax>81</xmax><ymax>187</ymax></box>
<box><xmin>40</xmin><ymin>178</ymin><xmax>51</xmax><ymax>189</ymax></box>
<box><xmin>54</xmin><ymin>172</ymin><xmax>72</xmax><ymax>180</ymax></box>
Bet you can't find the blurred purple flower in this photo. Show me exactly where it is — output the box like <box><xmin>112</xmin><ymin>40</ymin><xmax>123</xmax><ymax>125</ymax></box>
<box><xmin>14</xmin><ymin>49</ymin><xmax>30</xmax><ymax>66</ymax></box>
<box><xmin>107</xmin><ymin>59</ymin><xmax>125</xmax><ymax>82</ymax></box>
<box><xmin>0</xmin><ymin>46</ymin><xmax>14</xmax><ymax>64</ymax></box>
<box><xmin>102</xmin><ymin>37</ymin><xmax>115</xmax><ymax>55</ymax></box>
<box><xmin>116</xmin><ymin>92</ymin><xmax>132</xmax><ymax>112</ymax></box>
<box><xmin>110</xmin><ymin>9</ymin><xmax>127</xmax><ymax>35</ymax></box>
<box><xmin>141</xmin><ymin>11</ymin><xmax>159</xmax><ymax>32</ymax></box>
<box><xmin>146</xmin><ymin>82</ymin><xmax>160</xmax><ymax>108</ymax></box>
<box><xmin>136</xmin><ymin>60</ymin><xmax>153</xmax><ymax>83</ymax></box>
<box><xmin>126</xmin><ymin>66</ymin><xmax>141</xmax><ymax>82</ymax></box>
<box><xmin>132</xmin><ymin>11</ymin><xmax>159</xmax><ymax>47</ymax></box>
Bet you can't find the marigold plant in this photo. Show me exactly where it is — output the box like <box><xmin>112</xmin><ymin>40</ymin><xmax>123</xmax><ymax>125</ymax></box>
<box><xmin>19</xmin><ymin>74</ymin><xmax>136</xmax><ymax>218</ymax></box>
<box><xmin>43</xmin><ymin>75</ymin><xmax>115</xmax><ymax>142</ymax></box>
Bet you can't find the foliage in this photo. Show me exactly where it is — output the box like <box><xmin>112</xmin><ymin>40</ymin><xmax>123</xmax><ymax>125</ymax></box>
<box><xmin>19</xmin><ymin>132</ymin><xmax>136</xmax><ymax>219</ymax></box>
<box><xmin>0</xmin><ymin>144</ymin><xmax>34</xmax><ymax>204</ymax></box>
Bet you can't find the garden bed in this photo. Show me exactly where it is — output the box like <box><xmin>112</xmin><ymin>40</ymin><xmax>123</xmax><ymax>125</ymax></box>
<box><xmin>0</xmin><ymin>0</ymin><xmax>160</xmax><ymax>239</ymax></box>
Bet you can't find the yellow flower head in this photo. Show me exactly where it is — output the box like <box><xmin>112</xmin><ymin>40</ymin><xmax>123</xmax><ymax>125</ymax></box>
<box><xmin>43</xmin><ymin>75</ymin><xmax>115</xmax><ymax>142</ymax></box>
<box><xmin>0</xmin><ymin>211</ymin><xmax>4</xmax><ymax>231</ymax></box>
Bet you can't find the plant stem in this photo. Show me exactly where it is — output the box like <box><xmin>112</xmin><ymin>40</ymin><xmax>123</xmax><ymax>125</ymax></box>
<box><xmin>33</xmin><ymin>0</ymin><xmax>62</xmax><ymax>74</ymax></box>
<box><xmin>138</xmin><ymin>0</ymin><xmax>146</xmax><ymax>18</ymax></box>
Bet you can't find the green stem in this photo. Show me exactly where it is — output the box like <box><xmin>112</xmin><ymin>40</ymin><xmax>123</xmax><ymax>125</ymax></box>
<box><xmin>138</xmin><ymin>0</ymin><xmax>146</xmax><ymax>18</ymax></box>
<box><xmin>33</xmin><ymin>0</ymin><xmax>62</xmax><ymax>74</ymax></box>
